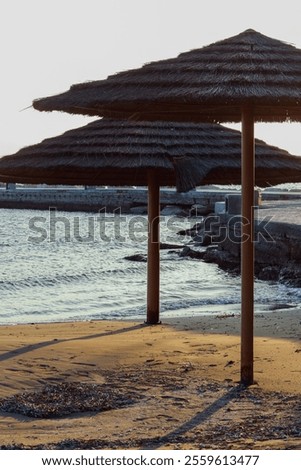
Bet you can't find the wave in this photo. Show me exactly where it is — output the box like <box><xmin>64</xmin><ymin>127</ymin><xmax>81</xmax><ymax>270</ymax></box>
<box><xmin>0</xmin><ymin>264</ymin><xmax>147</xmax><ymax>291</ymax></box>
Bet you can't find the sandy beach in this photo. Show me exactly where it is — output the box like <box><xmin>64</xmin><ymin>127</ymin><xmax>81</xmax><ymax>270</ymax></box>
<box><xmin>0</xmin><ymin>307</ymin><xmax>300</xmax><ymax>450</ymax></box>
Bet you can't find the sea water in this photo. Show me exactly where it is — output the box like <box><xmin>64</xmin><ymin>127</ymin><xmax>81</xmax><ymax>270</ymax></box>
<box><xmin>0</xmin><ymin>208</ymin><xmax>300</xmax><ymax>325</ymax></box>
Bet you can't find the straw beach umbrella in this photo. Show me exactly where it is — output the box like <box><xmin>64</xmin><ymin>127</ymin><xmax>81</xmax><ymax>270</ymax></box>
<box><xmin>32</xmin><ymin>29</ymin><xmax>301</xmax><ymax>385</ymax></box>
<box><xmin>33</xmin><ymin>29</ymin><xmax>301</xmax><ymax>123</ymax></box>
<box><xmin>1</xmin><ymin>118</ymin><xmax>301</xmax><ymax>327</ymax></box>
<box><xmin>2</xmin><ymin>119</ymin><xmax>301</xmax><ymax>187</ymax></box>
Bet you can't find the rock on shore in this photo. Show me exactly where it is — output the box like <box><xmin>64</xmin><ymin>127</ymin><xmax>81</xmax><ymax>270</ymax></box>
<box><xmin>179</xmin><ymin>212</ymin><xmax>301</xmax><ymax>287</ymax></box>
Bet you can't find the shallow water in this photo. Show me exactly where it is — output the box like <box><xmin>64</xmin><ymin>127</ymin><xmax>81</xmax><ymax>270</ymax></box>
<box><xmin>0</xmin><ymin>208</ymin><xmax>300</xmax><ymax>325</ymax></box>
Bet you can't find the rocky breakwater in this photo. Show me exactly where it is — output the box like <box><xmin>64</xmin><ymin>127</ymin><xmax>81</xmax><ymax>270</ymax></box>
<box><xmin>179</xmin><ymin>199</ymin><xmax>301</xmax><ymax>287</ymax></box>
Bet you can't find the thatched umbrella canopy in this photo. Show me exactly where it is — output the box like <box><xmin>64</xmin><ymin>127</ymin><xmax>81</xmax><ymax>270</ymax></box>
<box><xmin>32</xmin><ymin>29</ymin><xmax>301</xmax><ymax>385</ymax></box>
<box><xmin>1</xmin><ymin>117</ymin><xmax>301</xmax><ymax>330</ymax></box>
<box><xmin>33</xmin><ymin>29</ymin><xmax>301</xmax><ymax>123</ymax></box>
<box><xmin>1</xmin><ymin>119</ymin><xmax>300</xmax><ymax>187</ymax></box>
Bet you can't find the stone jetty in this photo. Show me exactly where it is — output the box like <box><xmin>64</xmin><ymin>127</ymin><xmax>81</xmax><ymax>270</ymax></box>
<box><xmin>0</xmin><ymin>187</ymin><xmax>237</xmax><ymax>213</ymax></box>
<box><xmin>0</xmin><ymin>186</ymin><xmax>300</xmax><ymax>213</ymax></box>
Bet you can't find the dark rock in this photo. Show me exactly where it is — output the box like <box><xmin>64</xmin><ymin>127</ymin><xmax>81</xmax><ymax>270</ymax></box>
<box><xmin>203</xmin><ymin>248</ymin><xmax>240</xmax><ymax>273</ymax></box>
<box><xmin>257</xmin><ymin>266</ymin><xmax>280</xmax><ymax>281</ymax></box>
<box><xmin>177</xmin><ymin>229</ymin><xmax>189</xmax><ymax>236</ymax></box>
<box><xmin>124</xmin><ymin>254</ymin><xmax>147</xmax><ymax>262</ymax></box>
<box><xmin>179</xmin><ymin>246</ymin><xmax>206</xmax><ymax>259</ymax></box>
<box><xmin>255</xmin><ymin>241</ymin><xmax>289</xmax><ymax>267</ymax></box>
<box><xmin>289</xmin><ymin>242</ymin><xmax>301</xmax><ymax>262</ymax></box>
<box><xmin>160</xmin><ymin>242</ymin><xmax>184</xmax><ymax>250</ymax></box>
<box><xmin>219</xmin><ymin>236</ymin><xmax>241</xmax><ymax>257</ymax></box>
<box><xmin>268</xmin><ymin>303</ymin><xmax>296</xmax><ymax>311</ymax></box>
<box><xmin>177</xmin><ymin>222</ymin><xmax>204</xmax><ymax>237</ymax></box>
<box><xmin>279</xmin><ymin>264</ymin><xmax>301</xmax><ymax>287</ymax></box>
<box><xmin>193</xmin><ymin>230</ymin><xmax>213</xmax><ymax>246</ymax></box>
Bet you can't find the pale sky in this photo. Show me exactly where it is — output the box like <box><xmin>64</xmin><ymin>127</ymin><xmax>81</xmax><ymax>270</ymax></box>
<box><xmin>1</xmin><ymin>0</ymin><xmax>301</xmax><ymax>157</ymax></box>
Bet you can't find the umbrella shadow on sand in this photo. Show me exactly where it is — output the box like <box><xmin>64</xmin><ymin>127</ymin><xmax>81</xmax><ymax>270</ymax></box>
<box><xmin>0</xmin><ymin>323</ymin><xmax>147</xmax><ymax>363</ymax></box>
<box><xmin>143</xmin><ymin>384</ymin><xmax>244</xmax><ymax>449</ymax></box>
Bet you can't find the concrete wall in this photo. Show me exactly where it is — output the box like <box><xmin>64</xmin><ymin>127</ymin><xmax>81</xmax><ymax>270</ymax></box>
<box><xmin>0</xmin><ymin>188</ymin><xmax>238</xmax><ymax>213</ymax></box>
<box><xmin>0</xmin><ymin>187</ymin><xmax>300</xmax><ymax>213</ymax></box>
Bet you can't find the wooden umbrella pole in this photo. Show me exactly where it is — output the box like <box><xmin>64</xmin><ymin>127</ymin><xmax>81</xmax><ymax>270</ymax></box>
<box><xmin>241</xmin><ymin>107</ymin><xmax>255</xmax><ymax>385</ymax></box>
<box><xmin>146</xmin><ymin>170</ymin><xmax>160</xmax><ymax>324</ymax></box>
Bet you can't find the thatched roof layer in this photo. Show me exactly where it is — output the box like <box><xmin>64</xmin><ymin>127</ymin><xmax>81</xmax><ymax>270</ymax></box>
<box><xmin>0</xmin><ymin>119</ymin><xmax>301</xmax><ymax>190</ymax></box>
<box><xmin>33</xmin><ymin>30</ymin><xmax>301</xmax><ymax>122</ymax></box>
